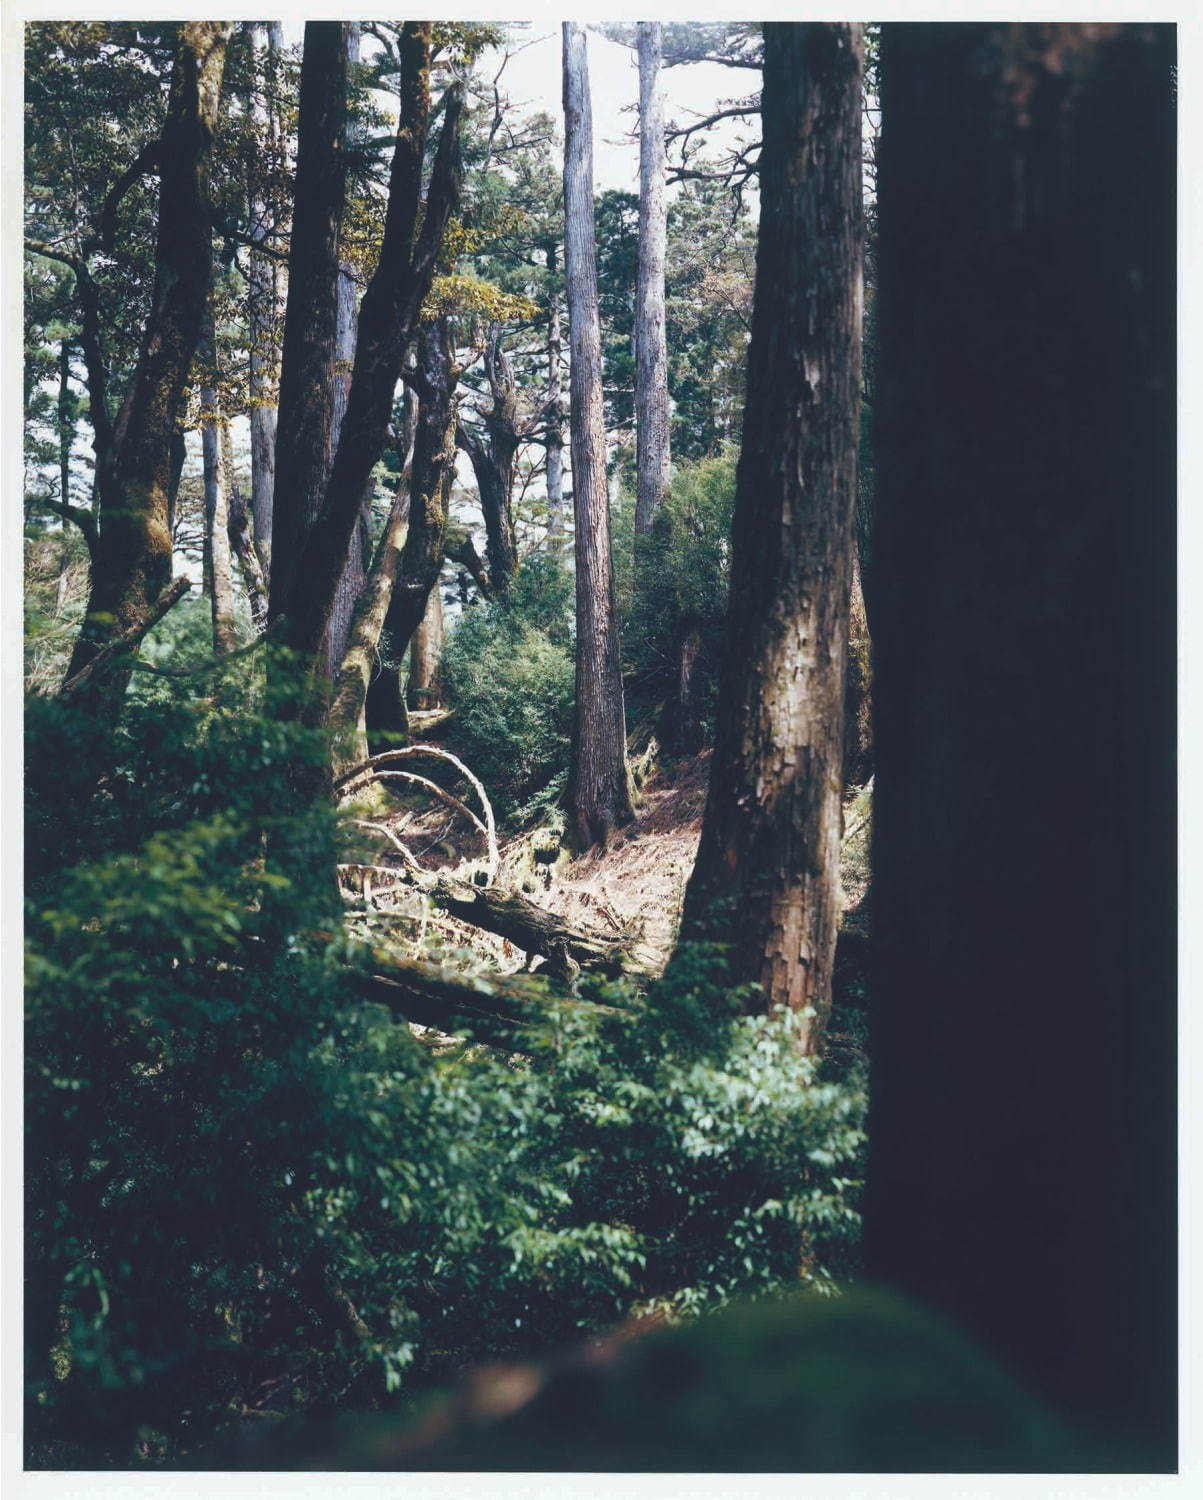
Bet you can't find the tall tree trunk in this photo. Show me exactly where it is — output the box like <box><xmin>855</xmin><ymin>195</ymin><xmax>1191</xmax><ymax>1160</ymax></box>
<box><xmin>277</xmin><ymin>25</ymin><xmax>464</xmax><ymax>692</ymax></box>
<box><xmin>865</xmin><ymin>23</ymin><xmax>1175</xmax><ymax>1464</ymax></box>
<box><xmin>327</xmin><ymin>22</ymin><xmax>374</xmax><ymax>677</ymax></box>
<box><xmin>268</xmin><ymin>21</ymin><xmax>348</xmax><ymax>634</ymax></box>
<box><xmin>328</xmin><ymin>388</ymin><xmax>419</xmax><ymax>764</ymax></box>
<box><xmin>246</xmin><ymin>20</ymin><xmax>282</xmax><ymax>582</ymax></box>
<box><xmin>199</xmin><ymin>312</ymin><xmax>237</xmax><ymax>654</ymax></box>
<box><xmin>562</xmin><ymin>22</ymin><xmax>634</xmax><ymax>849</ymax></box>
<box><xmin>457</xmin><ymin>324</ymin><xmax>519</xmax><ymax>591</ymax></box>
<box><xmin>56</xmin><ymin>338</ymin><xmax>75</xmax><ymax>612</ymax></box>
<box><xmin>366</xmin><ymin>319</ymin><xmax>460</xmax><ymax>741</ymax></box>
<box><xmin>545</xmin><ymin>283</ymin><xmax>566</xmax><ymax>541</ymax></box>
<box><xmin>675</xmin><ymin>23</ymin><xmax>863</xmax><ymax>1052</ymax></box>
<box><xmin>408</xmin><ymin>585</ymin><xmax>445</xmax><ymax>711</ymax></box>
<box><xmin>634</xmin><ymin>21</ymin><xmax>670</xmax><ymax>539</ymax></box>
<box><xmin>62</xmin><ymin>22</ymin><xmax>233</xmax><ymax>722</ymax></box>
<box><xmin>223</xmin><ymin>423</ymin><xmax>269</xmax><ymax>633</ymax></box>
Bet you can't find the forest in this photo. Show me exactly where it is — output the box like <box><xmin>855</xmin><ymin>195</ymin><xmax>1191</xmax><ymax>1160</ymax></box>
<box><xmin>22</xmin><ymin>19</ymin><xmax>1176</xmax><ymax>1474</ymax></box>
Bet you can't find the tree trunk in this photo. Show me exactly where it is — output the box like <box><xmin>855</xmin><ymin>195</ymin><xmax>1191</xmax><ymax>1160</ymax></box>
<box><xmin>562</xmin><ymin>22</ymin><xmax>634</xmax><ymax>849</ymax></box>
<box><xmin>545</xmin><ymin>276</ymin><xmax>566</xmax><ymax>541</ymax></box>
<box><xmin>61</xmin><ymin>22</ymin><xmax>233</xmax><ymax>720</ymax></box>
<box><xmin>246</xmin><ymin>20</ymin><xmax>282</xmax><ymax>583</ymax></box>
<box><xmin>367</xmin><ymin>319</ymin><xmax>460</xmax><ymax>741</ymax></box>
<box><xmin>327</xmin><ymin>382</ymin><xmax>419</xmax><ymax>767</ymax></box>
<box><xmin>56</xmin><ymin>338</ymin><xmax>76</xmax><ymax>611</ymax></box>
<box><xmin>268</xmin><ymin>21</ymin><xmax>348</xmax><ymax>635</ymax></box>
<box><xmin>199</xmin><ymin>310</ymin><xmax>238</xmax><ymax>654</ymax></box>
<box><xmin>458</xmin><ymin>324</ymin><xmax>519</xmax><ymax>591</ymax></box>
<box><xmin>327</xmin><ymin>22</ymin><xmax>374</xmax><ymax>678</ymax></box>
<box><xmin>634</xmin><ymin>22</ymin><xmax>670</xmax><ymax>539</ymax></box>
<box><xmin>223</xmin><ymin>422</ymin><xmax>269</xmax><ymax>633</ymax></box>
<box><xmin>675</xmin><ymin>23</ymin><xmax>863</xmax><ymax>1052</ymax></box>
<box><xmin>276</xmin><ymin>25</ymin><xmax>463</xmax><ymax>691</ymax></box>
<box><xmin>408</xmin><ymin>585</ymin><xmax>444</xmax><ymax>710</ymax></box>
<box><xmin>865</xmin><ymin>23</ymin><xmax>1175</xmax><ymax>1464</ymax></box>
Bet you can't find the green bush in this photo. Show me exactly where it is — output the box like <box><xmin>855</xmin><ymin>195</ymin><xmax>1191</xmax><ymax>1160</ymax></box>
<box><xmin>25</xmin><ymin>647</ymin><xmax>864</xmax><ymax>1467</ymax></box>
<box><xmin>439</xmin><ymin>553</ymin><xmax>575</xmax><ymax>823</ymax></box>
<box><xmin>623</xmin><ymin>451</ymin><xmax>738</xmax><ymax>746</ymax></box>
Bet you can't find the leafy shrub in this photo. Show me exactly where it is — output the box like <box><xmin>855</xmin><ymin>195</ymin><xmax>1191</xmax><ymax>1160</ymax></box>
<box><xmin>622</xmin><ymin>451</ymin><xmax>737</xmax><ymax>746</ymax></box>
<box><xmin>439</xmin><ymin>553</ymin><xmax>575</xmax><ymax>823</ymax></box>
<box><xmin>25</xmin><ymin>646</ymin><xmax>864</xmax><ymax>1468</ymax></box>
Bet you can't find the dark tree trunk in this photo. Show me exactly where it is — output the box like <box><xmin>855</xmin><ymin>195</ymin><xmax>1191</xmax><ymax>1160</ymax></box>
<box><xmin>166</xmin><ymin>427</ymin><xmax>186</xmax><ymax>550</ymax></box>
<box><xmin>562</xmin><ymin>22</ymin><xmax>634</xmax><ymax>849</ymax></box>
<box><xmin>366</xmin><ymin>320</ymin><xmax>460</xmax><ymax>742</ymax></box>
<box><xmin>62</xmin><ymin>22</ymin><xmax>233</xmax><ymax>720</ymax></box>
<box><xmin>277</xmin><ymin>25</ymin><xmax>463</xmax><ymax>688</ymax></box>
<box><xmin>457</xmin><ymin>324</ymin><xmax>519</xmax><ymax>591</ymax></box>
<box><xmin>662</xmin><ymin>616</ymin><xmax>706</xmax><ymax>756</ymax></box>
<box><xmin>865</xmin><ymin>23</ymin><xmax>1176</xmax><ymax>1465</ymax></box>
<box><xmin>268</xmin><ymin>21</ymin><xmax>348</xmax><ymax>635</ymax></box>
<box><xmin>634</xmin><ymin>21</ymin><xmax>670</xmax><ymax>539</ymax></box>
<box><xmin>675</xmin><ymin>23</ymin><xmax>863</xmax><ymax>1051</ymax></box>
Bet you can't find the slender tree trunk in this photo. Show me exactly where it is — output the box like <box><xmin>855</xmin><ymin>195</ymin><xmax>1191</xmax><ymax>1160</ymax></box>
<box><xmin>865</xmin><ymin>23</ymin><xmax>1175</xmax><ymax>1463</ymax></box>
<box><xmin>458</xmin><ymin>325</ymin><xmax>519</xmax><ymax>591</ymax></box>
<box><xmin>327</xmin><ymin>22</ymin><xmax>374</xmax><ymax>677</ymax></box>
<box><xmin>223</xmin><ymin>422</ymin><xmax>269</xmax><ymax>633</ymax></box>
<box><xmin>675</xmin><ymin>23</ymin><xmax>863</xmax><ymax>1052</ymax></box>
<box><xmin>545</xmin><ymin>285</ymin><xmax>566</xmax><ymax>541</ymax></box>
<box><xmin>199</xmin><ymin>308</ymin><xmax>237</xmax><ymax>654</ymax></box>
<box><xmin>366</xmin><ymin>319</ymin><xmax>460</xmax><ymax>740</ymax></box>
<box><xmin>562</xmin><ymin>22</ymin><xmax>634</xmax><ymax>848</ymax></box>
<box><xmin>246</xmin><ymin>20</ymin><xmax>282</xmax><ymax>582</ymax></box>
<box><xmin>268</xmin><ymin>21</ymin><xmax>348</xmax><ymax>633</ymax></box>
<box><xmin>166</xmin><ymin>428</ymin><xmax>186</xmax><ymax>551</ymax></box>
<box><xmin>328</xmin><ymin>388</ymin><xmax>418</xmax><ymax>762</ymax></box>
<box><xmin>634</xmin><ymin>21</ymin><xmax>670</xmax><ymax>539</ymax></box>
<box><xmin>56</xmin><ymin>338</ymin><xmax>74</xmax><ymax>612</ymax></box>
<box><xmin>408</xmin><ymin>586</ymin><xmax>444</xmax><ymax>710</ymax></box>
<box><xmin>62</xmin><ymin>22</ymin><xmax>233</xmax><ymax>721</ymax></box>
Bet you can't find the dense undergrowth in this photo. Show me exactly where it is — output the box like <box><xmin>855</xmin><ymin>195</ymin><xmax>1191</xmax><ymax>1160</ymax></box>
<box><xmin>24</xmin><ymin>650</ymin><xmax>866</xmax><ymax>1468</ymax></box>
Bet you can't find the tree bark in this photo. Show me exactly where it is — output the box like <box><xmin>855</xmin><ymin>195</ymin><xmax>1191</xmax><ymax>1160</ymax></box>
<box><xmin>367</xmin><ymin>319</ymin><xmax>460</xmax><ymax>740</ymax></box>
<box><xmin>674</xmin><ymin>23</ymin><xmax>863</xmax><ymax>1052</ymax></box>
<box><xmin>634</xmin><ymin>22</ymin><xmax>670</xmax><ymax>539</ymax></box>
<box><xmin>246</xmin><ymin>20</ymin><xmax>282</xmax><ymax>582</ymax></box>
<box><xmin>277</xmin><ymin>25</ymin><xmax>463</xmax><ymax>690</ymax></box>
<box><xmin>223</xmin><ymin>422</ymin><xmax>269</xmax><ymax>634</ymax></box>
<box><xmin>61</xmin><ymin>22</ymin><xmax>233</xmax><ymax>720</ymax></box>
<box><xmin>865</xmin><ymin>23</ymin><xmax>1176</xmax><ymax>1463</ymax></box>
<box><xmin>199</xmin><ymin>310</ymin><xmax>238</xmax><ymax>654</ymax></box>
<box><xmin>408</xmin><ymin>585</ymin><xmax>444</xmax><ymax>710</ymax></box>
<box><xmin>457</xmin><ymin>324</ymin><xmax>520</xmax><ymax>591</ymax></box>
<box><xmin>268</xmin><ymin>21</ymin><xmax>348</xmax><ymax>635</ymax></box>
<box><xmin>562</xmin><ymin>22</ymin><xmax>634</xmax><ymax>849</ymax></box>
<box><xmin>327</xmin><ymin>22</ymin><xmax>374</xmax><ymax>678</ymax></box>
<box><xmin>545</xmin><ymin>273</ymin><xmax>566</xmax><ymax>541</ymax></box>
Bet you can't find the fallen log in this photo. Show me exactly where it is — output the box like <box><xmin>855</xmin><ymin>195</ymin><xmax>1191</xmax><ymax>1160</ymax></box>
<box><xmin>354</xmin><ymin>953</ymin><xmax>623</xmax><ymax>1048</ymax></box>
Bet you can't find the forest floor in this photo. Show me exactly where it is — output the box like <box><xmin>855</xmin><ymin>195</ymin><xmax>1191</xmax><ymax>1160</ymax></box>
<box><xmin>347</xmin><ymin>743</ymin><xmax>873</xmax><ymax>983</ymax></box>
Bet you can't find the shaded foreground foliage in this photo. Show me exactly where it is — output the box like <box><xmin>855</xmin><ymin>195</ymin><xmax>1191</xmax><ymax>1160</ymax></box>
<box><xmin>24</xmin><ymin>661</ymin><xmax>864</xmax><ymax>1467</ymax></box>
